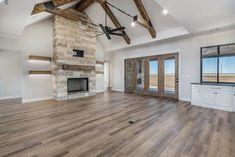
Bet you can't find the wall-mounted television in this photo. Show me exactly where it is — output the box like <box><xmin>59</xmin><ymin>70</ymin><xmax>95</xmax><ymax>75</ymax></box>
<box><xmin>73</xmin><ymin>49</ymin><xmax>84</xmax><ymax>57</ymax></box>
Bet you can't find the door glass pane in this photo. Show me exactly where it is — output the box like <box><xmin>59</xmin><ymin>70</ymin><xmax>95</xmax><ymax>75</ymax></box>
<box><xmin>136</xmin><ymin>60</ymin><xmax>144</xmax><ymax>91</ymax></box>
<box><xmin>164</xmin><ymin>59</ymin><xmax>175</xmax><ymax>94</ymax></box>
<box><xmin>202</xmin><ymin>57</ymin><xmax>217</xmax><ymax>82</ymax></box>
<box><xmin>125</xmin><ymin>60</ymin><xmax>133</xmax><ymax>92</ymax></box>
<box><xmin>219</xmin><ymin>56</ymin><xmax>235</xmax><ymax>82</ymax></box>
<box><xmin>149</xmin><ymin>60</ymin><xmax>158</xmax><ymax>92</ymax></box>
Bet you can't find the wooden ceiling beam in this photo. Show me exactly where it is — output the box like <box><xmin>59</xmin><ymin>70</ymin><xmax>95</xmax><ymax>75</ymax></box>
<box><xmin>133</xmin><ymin>0</ymin><xmax>156</xmax><ymax>38</ymax></box>
<box><xmin>52</xmin><ymin>0</ymin><xmax>77</xmax><ymax>6</ymax></box>
<box><xmin>134</xmin><ymin>16</ymin><xmax>151</xmax><ymax>29</ymax></box>
<box><xmin>31</xmin><ymin>0</ymin><xmax>79</xmax><ymax>15</ymax></box>
<box><xmin>77</xmin><ymin>0</ymin><xmax>94</xmax><ymax>12</ymax></box>
<box><xmin>45</xmin><ymin>8</ymin><xmax>78</xmax><ymax>21</ymax></box>
<box><xmin>33</xmin><ymin>2</ymin><xmax>91</xmax><ymax>24</ymax></box>
<box><xmin>95</xmin><ymin>0</ymin><xmax>131</xmax><ymax>44</ymax></box>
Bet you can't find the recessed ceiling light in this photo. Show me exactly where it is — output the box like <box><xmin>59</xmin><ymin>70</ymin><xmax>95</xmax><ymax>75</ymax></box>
<box><xmin>163</xmin><ymin>9</ymin><xmax>168</xmax><ymax>15</ymax></box>
<box><xmin>131</xmin><ymin>22</ymin><xmax>136</xmax><ymax>27</ymax></box>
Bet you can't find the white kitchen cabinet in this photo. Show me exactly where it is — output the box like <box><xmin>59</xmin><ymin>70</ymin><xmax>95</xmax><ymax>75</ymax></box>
<box><xmin>191</xmin><ymin>85</ymin><xmax>201</xmax><ymax>105</ymax></box>
<box><xmin>201</xmin><ymin>89</ymin><xmax>216</xmax><ymax>105</ymax></box>
<box><xmin>216</xmin><ymin>91</ymin><xmax>233</xmax><ymax>108</ymax></box>
<box><xmin>233</xmin><ymin>88</ymin><xmax>235</xmax><ymax>111</ymax></box>
<box><xmin>191</xmin><ymin>84</ymin><xmax>234</xmax><ymax>112</ymax></box>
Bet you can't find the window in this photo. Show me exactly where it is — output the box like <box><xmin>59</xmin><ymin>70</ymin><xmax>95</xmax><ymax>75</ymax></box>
<box><xmin>164</xmin><ymin>58</ymin><xmax>175</xmax><ymax>93</ymax></box>
<box><xmin>219</xmin><ymin>56</ymin><xmax>235</xmax><ymax>83</ymax></box>
<box><xmin>149</xmin><ymin>59</ymin><xmax>158</xmax><ymax>92</ymax></box>
<box><xmin>201</xmin><ymin>43</ymin><xmax>235</xmax><ymax>83</ymax></box>
<box><xmin>202</xmin><ymin>57</ymin><xmax>218</xmax><ymax>82</ymax></box>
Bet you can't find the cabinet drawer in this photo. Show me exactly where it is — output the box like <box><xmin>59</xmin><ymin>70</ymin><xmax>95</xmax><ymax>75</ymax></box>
<box><xmin>202</xmin><ymin>85</ymin><xmax>232</xmax><ymax>92</ymax></box>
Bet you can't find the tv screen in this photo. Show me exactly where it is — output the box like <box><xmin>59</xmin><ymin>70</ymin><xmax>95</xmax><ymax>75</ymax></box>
<box><xmin>73</xmin><ymin>49</ymin><xmax>84</xmax><ymax>57</ymax></box>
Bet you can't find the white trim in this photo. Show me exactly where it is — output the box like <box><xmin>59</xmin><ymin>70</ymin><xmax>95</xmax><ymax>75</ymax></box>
<box><xmin>0</xmin><ymin>33</ymin><xmax>20</xmax><ymax>39</ymax></box>
<box><xmin>0</xmin><ymin>95</ymin><xmax>22</xmax><ymax>100</ymax></box>
<box><xmin>179</xmin><ymin>97</ymin><xmax>191</xmax><ymax>102</ymax></box>
<box><xmin>111</xmin><ymin>88</ymin><xmax>124</xmax><ymax>92</ymax></box>
<box><xmin>22</xmin><ymin>96</ymin><xmax>53</xmax><ymax>103</ymax></box>
<box><xmin>191</xmin><ymin>103</ymin><xmax>233</xmax><ymax>112</ymax></box>
<box><xmin>96</xmin><ymin>90</ymin><xmax>105</xmax><ymax>93</ymax></box>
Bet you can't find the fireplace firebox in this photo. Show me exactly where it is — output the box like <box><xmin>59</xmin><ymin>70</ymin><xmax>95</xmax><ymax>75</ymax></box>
<box><xmin>67</xmin><ymin>78</ymin><xmax>89</xmax><ymax>94</ymax></box>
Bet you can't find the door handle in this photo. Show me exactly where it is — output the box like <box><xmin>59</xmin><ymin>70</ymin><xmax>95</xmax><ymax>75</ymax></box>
<box><xmin>175</xmin><ymin>78</ymin><xmax>179</xmax><ymax>83</ymax></box>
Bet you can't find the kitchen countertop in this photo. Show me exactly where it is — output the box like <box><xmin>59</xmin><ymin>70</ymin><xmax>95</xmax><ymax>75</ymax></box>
<box><xmin>191</xmin><ymin>82</ymin><xmax>235</xmax><ymax>87</ymax></box>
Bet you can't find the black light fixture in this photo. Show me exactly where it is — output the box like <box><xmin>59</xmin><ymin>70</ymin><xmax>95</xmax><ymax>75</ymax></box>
<box><xmin>132</xmin><ymin>15</ymin><xmax>138</xmax><ymax>27</ymax></box>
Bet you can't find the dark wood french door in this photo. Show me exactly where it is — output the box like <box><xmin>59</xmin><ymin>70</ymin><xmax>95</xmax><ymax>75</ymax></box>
<box><xmin>124</xmin><ymin>53</ymin><xmax>179</xmax><ymax>99</ymax></box>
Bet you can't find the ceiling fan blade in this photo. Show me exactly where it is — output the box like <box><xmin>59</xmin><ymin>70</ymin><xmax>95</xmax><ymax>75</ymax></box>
<box><xmin>89</xmin><ymin>33</ymin><xmax>105</xmax><ymax>38</ymax></box>
<box><xmin>109</xmin><ymin>27</ymin><xmax>125</xmax><ymax>33</ymax></box>
<box><xmin>109</xmin><ymin>32</ymin><xmax>125</xmax><ymax>37</ymax></box>
<box><xmin>95</xmin><ymin>33</ymin><xmax>105</xmax><ymax>37</ymax></box>
<box><xmin>99</xmin><ymin>24</ymin><xmax>111</xmax><ymax>40</ymax></box>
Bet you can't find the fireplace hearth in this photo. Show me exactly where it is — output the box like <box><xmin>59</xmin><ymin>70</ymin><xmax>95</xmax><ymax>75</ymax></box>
<box><xmin>67</xmin><ymin>78</ymin><xmax>89</xmax><ymax>94</ymax></box>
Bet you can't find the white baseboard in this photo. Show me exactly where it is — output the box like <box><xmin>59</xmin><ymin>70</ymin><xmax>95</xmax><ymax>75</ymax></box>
<box><xmin>191</xmin><ymin>103</ymin><xmax>233</xmax><ymax>112</ymax></box>
<box><xmin>111</xmin><ymin>88</ymin><xmax>124</xmax><ymax>92</ymax></box>
<box><xmin>96</xmin><ymin>90</ymin><xmax>105</xmax><ymax>93</ymax></box>
<box><xmin>0</xmin><ymin>95</ymin><xmax>22</xmax><ymax>100</ymax></box>
<box><xmin>179</xmin><ymin>97</ymin><xmax>191</xmax><ymax>102</ymax></box>
<box><xmin>22</xmin><ymin>96</ymin><xmax>53</xmax><ymax>103</ymax></box>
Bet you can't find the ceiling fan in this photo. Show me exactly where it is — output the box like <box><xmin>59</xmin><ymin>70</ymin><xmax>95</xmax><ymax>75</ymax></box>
<box><xmin>96</xmin><ymin>1</ymin><xmax>126</xmax><ymax>40</ymax></box>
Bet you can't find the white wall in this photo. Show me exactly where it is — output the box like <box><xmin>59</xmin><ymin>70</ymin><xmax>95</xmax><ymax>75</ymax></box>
<box><xmin>96</xmin><ymin>40</ymin><xmax>105</xmax><ymax>92</ymax></box>
<box><xmin>110</xmin><ymin>29</ymin><xmax>235</xmax><ymax>101</ymax></box>
<box><xmin>20</xmin><ymin>19</ymin><xmax>53</xmax><ymax>102</ymax></box>
<box><xmin>0</xmin><ymin>50</ymin><xmax>22</xmax><ymax>99</ymax></box>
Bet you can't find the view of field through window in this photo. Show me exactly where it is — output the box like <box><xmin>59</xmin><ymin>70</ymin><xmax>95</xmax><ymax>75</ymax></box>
<box><xmin>149</xmin><ymin>60</ymin><xmax>158</xmax><ymax>91</ymax></box>
<box><xmin>202</xmin><ymin>56</ymin><xmax>235</xmax><ymax>82</ymax></box>
<box><xmin>164</xmin><ymin>59</ymin><xmax>175</xmax><ymax>93</ymax></box>
<box><xmin>202</xmin><ymin>44</ymin><xmax>235</xmax><ymax>83</ymax></box>
<box><xmin>149</xmin><ymin>59</ymin><xmax>175</xmax><ymax>93</ymax></box>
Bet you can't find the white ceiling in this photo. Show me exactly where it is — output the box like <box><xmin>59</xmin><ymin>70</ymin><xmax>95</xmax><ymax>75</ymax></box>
<box><xmin>0</xmin><ymin>0</ymin><xmax>36</xmax><ymax>38</ymax></box>
<box><xmin>0</xmin><ymin>0</ymin><xmax>234</xmax><ymax>51</ymax></box>
<box><xmin>155</xmin><ymin>0</ymin><xmax>235</xmax><ymax>33</ymax></box>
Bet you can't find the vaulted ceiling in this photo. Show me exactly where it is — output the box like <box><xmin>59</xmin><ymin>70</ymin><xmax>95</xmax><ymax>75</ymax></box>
<box><xmin>0</xmin><ymin>0</ymin><xmax>235</xmax><ymax>52</ymax></box>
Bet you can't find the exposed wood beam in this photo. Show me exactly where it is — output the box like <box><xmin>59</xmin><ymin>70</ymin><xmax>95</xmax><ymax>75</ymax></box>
<box><xmin>133</xmin><ymin>0</ymin><xmax>156</xmax><ymax>38</ymax></box>
<box><xmin>96</xmin><ymin>0</ymin><xmax>131</xmax><ymax>44</ymax></box>
<box><xmin>31</xmin><ymin>3</ymin><xmax>46</xmax><ymax>15</ymax></box>
<box><xmin>134</xmin><ymin>16</ymin><xmax>151</xmax><ymax>29</ymax></box>
<box><xmin>31</xmin><ymin>0</ymin><xmax>79</xmax><ymax>15</ymax></box>
<box><xmin>52</xmin><ymin>0</ymin><xmax>78</xmax><ymax>6</ymax></box>
<box><xmin>77</xmin><ymin>0</ymin><xmax>94</xmax><ymax>12</ymax></box>
<box><xmin>45</xmin><ymin>8</ymin><xmax>78</xmax><ymax>21</ymax></box>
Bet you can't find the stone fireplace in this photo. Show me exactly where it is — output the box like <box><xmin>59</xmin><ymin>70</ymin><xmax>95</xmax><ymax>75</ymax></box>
<box><xmin>52</xmin><ymin>10</ymin><xmax>96</xmax><ymax>100</ymax></box>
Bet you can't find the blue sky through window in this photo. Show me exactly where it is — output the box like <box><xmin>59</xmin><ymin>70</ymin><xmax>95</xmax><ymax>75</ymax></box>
<box><xmin>219</xmin><ymin>56</ymin><xmax>235</xmax><ymax>74</ymax></box>
<box><xmin>149</xmin><ymin>60</ymin><xmax>158</xmax><ymax>74</ymax></box>
<box><xmin>149</xmin><ymin>59</ymin><xmax>175</xmax><ymax>74</ymax></box>
<box><xmin>203</xmin><ymin>56</ymin><xmax>235</xmax><ymax>74</ymax></box>
<box><xmin>164</xmin><ymin>59</ymin><xmax>175</xmax><ymax>74</ymax></box>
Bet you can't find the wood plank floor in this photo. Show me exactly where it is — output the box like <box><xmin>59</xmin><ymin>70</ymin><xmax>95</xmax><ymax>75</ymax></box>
<box><xmin>0</xmin><ymin>91</ymin><xmax>235</xmax><ymax>157</ymax></box>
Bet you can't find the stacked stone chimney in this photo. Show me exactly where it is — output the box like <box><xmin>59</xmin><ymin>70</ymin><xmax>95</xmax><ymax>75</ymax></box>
<box><xmin>53</xmin><ymin>9</ymin><xmax>96</xmax><ymax>100</ymax></box>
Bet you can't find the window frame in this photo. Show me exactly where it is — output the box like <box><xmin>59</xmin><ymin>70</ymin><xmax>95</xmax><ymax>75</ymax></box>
<box><xmin>200</xmin><ymin>43</ymin><xmax>235</xmax><ymax>84</ymax></box>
